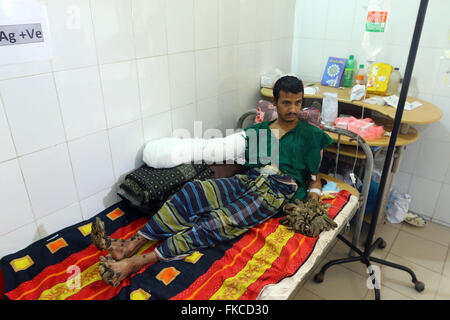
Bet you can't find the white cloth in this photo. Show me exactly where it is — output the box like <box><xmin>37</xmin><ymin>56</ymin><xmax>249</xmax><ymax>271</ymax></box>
<box><xmin>143</xmin><ymin>131</ymin><xmax>247</xmax><ymax>168</ymax></box>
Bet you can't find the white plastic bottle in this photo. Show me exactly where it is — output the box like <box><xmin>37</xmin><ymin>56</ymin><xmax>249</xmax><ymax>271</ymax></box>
<box><xmin>387</xmin><ymin>67</ymin><xmax>402</xmax><ymax>96</ymax></box>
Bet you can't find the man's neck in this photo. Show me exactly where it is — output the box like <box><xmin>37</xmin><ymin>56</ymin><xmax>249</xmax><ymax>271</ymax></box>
<box><xmin>273</xmin><ymin>118</ymin><xmax>298</xmax><ymax>132</ymax></box>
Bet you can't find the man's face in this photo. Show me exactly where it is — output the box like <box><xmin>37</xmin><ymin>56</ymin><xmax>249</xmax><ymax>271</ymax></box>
<box><xmin>274</xmin><ymin>90</ymin><xmax>303</xmax><ymax>122</ymax></box>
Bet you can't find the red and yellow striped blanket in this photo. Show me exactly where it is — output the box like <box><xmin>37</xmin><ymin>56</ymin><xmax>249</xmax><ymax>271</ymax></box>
<box><xmin>0</xmin><ymin>190</ymin><xmax>351</xmax><ymax>300</ymax></box>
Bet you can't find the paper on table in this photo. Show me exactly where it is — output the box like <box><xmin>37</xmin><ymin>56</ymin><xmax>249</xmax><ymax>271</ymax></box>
<box><xmin>304</xmin><ymin>86</ymin><xmax>319</xmax><ymax>95</ymax></box>
<box><xmin>383</xmin><ymin>95</ymin><xmax>423</xmax><ymax>111</ymax></box>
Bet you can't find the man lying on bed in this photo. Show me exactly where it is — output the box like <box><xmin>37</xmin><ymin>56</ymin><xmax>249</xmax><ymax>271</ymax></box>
<box><xmin>91</xmin><ymin>76</ymin><xmax>335</xmax><ymax>287</ymax></box>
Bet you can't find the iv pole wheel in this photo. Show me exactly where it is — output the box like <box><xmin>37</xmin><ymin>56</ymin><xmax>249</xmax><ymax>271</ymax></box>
<box><xmin>414</xmin><ymin>280</ymin><xmax>425</xmax><ymax>292</ymax></box>
<box><xmin>313</xmin><ymin>272</ymin><xmax>324</xmax><ymax>283</ymax></box>
<box><xmin>377</xmin><ymin>238</ymin><xmax>387</xmax><ymax>249</ymax></box>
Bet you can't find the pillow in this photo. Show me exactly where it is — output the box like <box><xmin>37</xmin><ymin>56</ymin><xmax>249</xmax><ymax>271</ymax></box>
<box><xmin>254</xmin><ymin>100</ymin><xmax>322</xmax><ymax>128</ymax></box>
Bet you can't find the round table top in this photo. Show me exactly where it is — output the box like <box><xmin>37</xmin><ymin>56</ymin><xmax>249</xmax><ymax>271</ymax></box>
<box><xmin>260</xmin><ymin>84</ymin><xmax>442</xmax><ymax>125</ymax></box>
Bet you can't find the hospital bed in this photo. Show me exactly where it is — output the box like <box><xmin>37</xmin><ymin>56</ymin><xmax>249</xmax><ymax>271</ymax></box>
<box><xmin>0</xmin><ymin>110</ymin><xmax>373</xmax><ymax>300</ymax></box>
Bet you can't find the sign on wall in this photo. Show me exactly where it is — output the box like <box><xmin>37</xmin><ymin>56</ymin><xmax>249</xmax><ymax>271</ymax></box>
<box><xmin>0</xmin><ymin>0</ymin><xmax>52</xmax><ymax>65</ymax></box>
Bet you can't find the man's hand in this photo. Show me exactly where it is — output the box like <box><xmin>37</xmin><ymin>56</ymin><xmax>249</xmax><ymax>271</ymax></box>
<box><xmin>307</xmin><ymin>192</ymin><xmax>320</xmax><ymax>201</ymax></box>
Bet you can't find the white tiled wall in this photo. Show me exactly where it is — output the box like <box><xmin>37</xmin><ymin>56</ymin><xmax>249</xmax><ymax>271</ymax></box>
<box><xmin>292</xmin><ymin>0</ymin><xmax>450</xmax><ymax>225</ymax></box>
<box><xmin>0</xmin><ymin>0</ymin><xmax>295</xmax><ymax>258</ymax></box>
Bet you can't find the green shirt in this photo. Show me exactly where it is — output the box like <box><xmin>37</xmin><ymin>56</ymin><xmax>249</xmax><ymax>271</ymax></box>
<box><xmin>244</xmin><ymin>120</ymin><xmax>334</xmax><ymax>202</ymax></box>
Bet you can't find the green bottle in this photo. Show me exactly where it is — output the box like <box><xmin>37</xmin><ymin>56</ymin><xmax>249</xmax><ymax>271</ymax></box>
<box><xmin>342</xmin><ymin>55</ymin><xmax>355</xmax><ymax>88</ymax></box>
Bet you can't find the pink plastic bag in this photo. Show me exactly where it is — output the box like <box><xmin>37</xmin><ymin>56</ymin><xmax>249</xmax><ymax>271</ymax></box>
<box><xmin>335</xmin><ymin>117</ymin><xmax>384</xmax><ymax>141</ymax></box>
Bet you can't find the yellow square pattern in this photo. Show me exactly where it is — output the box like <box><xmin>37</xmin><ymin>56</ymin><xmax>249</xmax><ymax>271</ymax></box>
<box><xmin>183</xmin><ymin>251</ymin><xmax>203</xmax><ymax>264</ymax></box>
<box><xmin>78</xmin><ymin>223</ymin><xmax>92</xmax><ymax>237</ymax></box>
<box><xmin>130</xmin><ymin>288</ymin><xmax>151</xmax><ymax>300</ymax></box>
<box><xmin>10</xmin><ymin>255</ymin><xmax>34</xmax><ymax>272</ymax></box>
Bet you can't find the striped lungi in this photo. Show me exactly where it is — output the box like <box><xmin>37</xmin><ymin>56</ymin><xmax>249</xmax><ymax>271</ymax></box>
<box><xmin>138</xmin><ymin>166</ymin><xmax>298</xmax><ymax>260</ymax></box>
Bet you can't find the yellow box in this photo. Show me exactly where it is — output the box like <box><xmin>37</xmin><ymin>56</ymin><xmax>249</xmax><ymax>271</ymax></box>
<box><xmin>367</xmin><ymin>63</ymin><xmax>393</xmax><ymax>95</ymax></box>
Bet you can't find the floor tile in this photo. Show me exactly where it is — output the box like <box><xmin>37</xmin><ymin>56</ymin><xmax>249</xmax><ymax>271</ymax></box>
<box><xmin>292</xmin><ymin>288</ymin><xmax>324</xmax><ymax>300</ymax></box>
<box><xmin>382</xmin><ymin>253</ymin><xmax>441</xmax><ymax>300</ymax></box>
<box><xmin>401</xmin><ymin>221</ymin><xmax>450</xmax><ymax>247</ymax></box>
<box><xmin>304</xmin><ymin>258</ymin><xmax>369</xmax><ymax>300</ymax></box>
<box><xmin>390</xmin><ymin>230</ymin><xmax>447</xmax><ymax>273</ymax></box>
<box><xmin>442</xmin><ymin>249</ymin><xmax>450</xmax><ymax>278</ymax></box>
<box><xmin>435</xmin><ymin>275</ymin><xmax>450</xmax><ymax>300</ymax></box>
<box><xmin>364</xmin><ymin>285</ymin><xmax>411</xmax><ymax>300</ymax></box>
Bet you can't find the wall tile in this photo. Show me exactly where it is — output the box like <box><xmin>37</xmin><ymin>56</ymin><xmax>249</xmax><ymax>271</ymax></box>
<box><xmin>0</xmin><ymin>100</ymin><xmax>16</xmax><ymax>163</ymax></box>
<box><xmin>350</xmin><ymin>0</ymin><xmax>369</xmax><ymax>43</ymax></box>
<box><xmin>392</xmin><ymin>171</ymin><xmax>412</xmax><ymax>194</ymax></box>
<box><xmin>194</xmin><ymin>0</ymin><xmax>218</xmax><ymax>50</ymax></box>
<box><xmin>196</xmin><ymin>49</ymin><xmax>219</xmax><ymax>101</ymax></box>
<box><xmin>0</xmin><ymin>223</ymin><xmax>40</xmax><ymax>259</ymax></box>
<box><xmin>143</xmin><ymin>111</ymin><xmax>172</xmax><ymax>142</ymax></box>
<box><xmin>292</xmin><ymin>38</ymin><xmax>325</xmax><ymax>81</ymax></box>
<box><xmin>55</xmin><ymin>66</ymin><xmax>106</xmax><ymax>140</ymax></box>
<box><xmin>36</xmin><ymin>203</ymin><xmax>83</xmax><ymax>238</ymax></box>
<box><xmin>271</xmin><ymin>38</ymin><xmax>294</xmax><ymax>74</ymax></box>
<box><xmin>19</xmin><ymin>144</ymin><xmax>78</xmax><ymax>219</ymax></box>
<box><xmin>0</xmin><ymin>74</ymin><xmax>65</xmax><ymax>156</ymax></box>
<box><xmin>399</xmin><ymin>139</ymin><xmax>421</xmax><ymax>174</ymax></box>
<box><xmin>272</xmin><ymin>0</ymin><xmax>296</xmax><ymax>40</ymax></box>
<box><xmin>218</xmin><ymin>0</ymin><xmax>239</xmax><ymax>47</ymax></box>
<box><xmin>238</xmin><ymin>0</ymin><xmax>257</xmax><ymax>44</ymax></box>
<box><xmin>132</xmin><ymin>0</ymin><xmax>167</xmax><ymax>58</ymax></box>
<box><xmin>172</xmin><ymin>103</ymin><xmax>197</xmax><ymax>138</ymax></box>
<box><xmin>255</xmin><ymin>41</ymin><xmax>274</xmax><ymax>76</ymax></box>
<box><xmin>197</xmin><ymin>97</ymin><xmax>220</xmax><ymax>132</ymax></box>
<box><xmin>108</xmin><ymin>120</ymin><xmax>144</xmax><ymax>180</ymax></box>
<box><xmin>420</xmin><ymin>95</ymin><xmax>450</xmax><ymax>142</ymax></box>
<box><xmin>408</xmin><ymin>175</ymin><xmax>441</xmax><ymax>218</ymax></box>
<box><xmin>218</xmin><ymin>46</ymin><xmax>238</xmax><ymax>93</ymax></box>
<box><xmin>255</xmin><ymin>0</ymin><xmax>273</xmax><ymax>42</ymax></box>
<box><xmin>80</xmin><ymin>188</ymin><xmax>121</xmax><ymax>220</ymax></box>
<box><xmin>420</xmin><ymin>0</ymin><xmax>450</xmax><ymax>49</ymax></box>
<box><xmin>218</xmin><ymin>90</ymin><xmax>239</xmax><ymax>132</ymax></box>
<box><xmin>0</xmin><ymin>160</ymin><xmax>34</xmax><ymax>236</ymax></box>
<box><xmin>325</xmin><ymin>0</ymin><xmax>356</xmax><ymax>42</ymax></box>
<box><xmin>168</xmin><ymin>52</ymin><xmax>196</xmax><ymax>108</ymax></box>
<box><xmin>166</xmin><ymin>0</ymin><xmax>194</xmax><ymax>54</ymax></box>
<box><xmin>47</xmin><ymin>0</ymin><xmax>98</xmax><ymax>71</ymax></box>
<box><xmin>100</xmin><ymin>61</ymin><xmax>141</xmax><ymax>128</ymax></box>
<box><xmin>386</xmin><ymin>0</ymin><xmax>419</xmax><ymax>46</ymax></box>
<box><xmin>68</xmin><ymin>131</ymin><xmax>115</xmax><ymax>200</ymax></box>
<box><xmin>432</xmin><ymin>57</ymin><xmax>450</xmax><ymax>98</ymax></box>
<box><xmin>0</xmin><ymin>60</ymin><xmax>52</xmax><ymax>81</ymax></box>
<box><xmin>413</xmin><ymin>138</ymin><xmax>450</xmax><ymax>182</ymax></box>
<box><xmin>300</xmin><ymin>0</ymin><xmax>329</xmax><ymax>39</ymax></box>
<box><xmin>90</xmin><ymin>0</ymin><xmax>135</xmax><ymax>64</ymax></box>
<box><xmin>433</xmin><ymin>183</ymin><xmax>450</xmax><ymax>224</ymax></box>
<box><xmin>411</xmin><ymin>47</ymin><xmax>442</xmax><ymax>95</ymax></box>
<box><xmin>237</xmin><ymin>43</ymin><xmax>257</xmax><ymax>90</ymax></box>
<box><xmin>137</xmin><ymin>56</ymin><xmax>171</xmax><ymax>117</ymax></box>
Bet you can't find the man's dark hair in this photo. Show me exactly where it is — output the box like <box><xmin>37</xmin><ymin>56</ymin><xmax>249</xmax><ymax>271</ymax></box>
<box><xmin>272</xmin><ymin>75</ymin><xmax>304</xmax><ymax>103</ymax></box>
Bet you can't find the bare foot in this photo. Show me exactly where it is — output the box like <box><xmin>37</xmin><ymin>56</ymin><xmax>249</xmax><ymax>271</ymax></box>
<box><xmin>99</xmin><ymin>252</ymin><xmax>159</xmax><ymax>287</ymax></box>
<box><xmin>91</xmin><ymin>217</ymin><xmax>148</xmax><ymax>261</ymax></box>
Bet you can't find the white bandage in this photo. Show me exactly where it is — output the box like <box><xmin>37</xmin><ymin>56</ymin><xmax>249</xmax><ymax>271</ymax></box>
<box><xmin>307</xmin><ymin>188</ymin><xmax>322</xmax><ymax>196</ymax></box>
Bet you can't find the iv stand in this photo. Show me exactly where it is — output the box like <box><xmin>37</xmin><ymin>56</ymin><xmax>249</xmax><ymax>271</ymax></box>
<box><xmin>313</xmin><ymin>0</ymin><xmax>428</xmax><ymax>300</ymax></box>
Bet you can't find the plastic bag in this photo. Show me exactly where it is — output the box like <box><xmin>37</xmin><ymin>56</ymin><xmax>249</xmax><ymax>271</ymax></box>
<box><xmin>322</xmin><ymin>92</ymin><xmax>338</xmax><ymax>125</ymax></box>
<box><xmin>260</xmin><ymin>69</ymin><xmax>283</xmax><ymax>88</ymax></box>
<box><xmin>386</xmin><ymin>190</ymin><xmax>411</xmax><ymax>224</ymax></box>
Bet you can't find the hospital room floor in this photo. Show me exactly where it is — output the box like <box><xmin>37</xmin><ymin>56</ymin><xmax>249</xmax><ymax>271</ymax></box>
<box><xmin>293</xmin><ymin>220</ymin><xmax>450</xmax><ymax>300</ymax></box>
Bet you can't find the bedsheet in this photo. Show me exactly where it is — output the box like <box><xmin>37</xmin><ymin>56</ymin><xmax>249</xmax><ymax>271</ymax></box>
<box><xmin>0</xmin><ymin>190</ymin><xmax>352</xmax><ymax>300</ymax></box>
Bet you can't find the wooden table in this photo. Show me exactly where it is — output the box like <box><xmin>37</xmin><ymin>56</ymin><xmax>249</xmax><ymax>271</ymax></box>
<box><xmin>261</xmin><ymin>84</ymin><xmax>442</xmax><ymax>225</ymax></box>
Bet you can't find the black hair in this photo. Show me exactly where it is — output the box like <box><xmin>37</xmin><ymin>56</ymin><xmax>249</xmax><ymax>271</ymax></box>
<box><xmin>272</xmin><ymin>75</ymin><xmax>304</xmax><ymax>103</ymax></box>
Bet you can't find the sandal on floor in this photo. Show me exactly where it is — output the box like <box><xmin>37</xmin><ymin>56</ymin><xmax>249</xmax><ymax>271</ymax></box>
<box><xmin>404</xmin><ymin>213</ymin><xmax>427</xmax><ymax>227</ymax></box>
